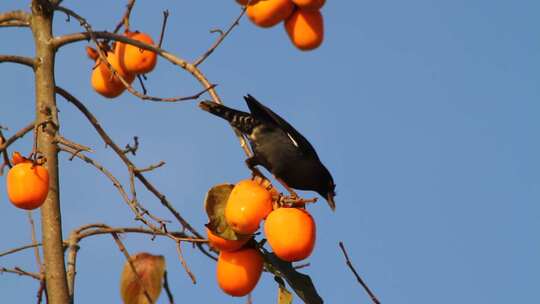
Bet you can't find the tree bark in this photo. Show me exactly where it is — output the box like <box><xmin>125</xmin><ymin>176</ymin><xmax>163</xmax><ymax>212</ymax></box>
<box><xmin>30</xmin><ymin>1</ymin><xmax>70</xmax><ymax>303</ymax></box>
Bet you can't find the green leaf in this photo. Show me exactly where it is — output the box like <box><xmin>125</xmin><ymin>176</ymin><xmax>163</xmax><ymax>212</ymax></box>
<box><xmin>276</xmin><ymin>276</ymin><xmax>293</xmax><ymax>304</ymax></box>
<box><xmin>263</xmin><ymin>251</ymin><xmax>323</xmax><ymax>304</ymax></box>
<box><xmin>204</xmin><ymin>183</ymin><xmax>243</xmax><ymax>241</ymax></box>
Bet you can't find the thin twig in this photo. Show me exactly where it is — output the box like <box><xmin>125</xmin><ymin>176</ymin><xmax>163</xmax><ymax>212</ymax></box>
<box><xmin>0</xmin><ymin>243</ymin><xmax>42</xmax><ymax>258</ymax></box>
<box><xmin>0</xmin><ymin>10</ymin><xmax>30</xmax><ymax>26</ymax></box>
<box><xmin>158</xmin><ymin>10</ymin><xmax>170</xmax><ymax>48</ymax></box>
<box><xmin>339</xmin><ymin>242</ymin><xmax>381</xmax><ymax>304</ymax></box>
<box><xmin>36</xmin><ymin>279</ymin><xmax>46</xmax><ymax>304</ymax></box>
<box><xmin>175</xmin><ymin>241</ymin><xmax>197</xmax><ymax>284</ymax></box>
<box><xmin>0</xmin><ymin>266</ymin><xmax>41</xmax><ymax>280</ymax></box>
<box><xmin>113</xmin><ymin>0</ymin><xmax>136</xmax><ymax>33</ymax></box>
<box><xmin>136</xmin><ymin>161</ymin><xmax>165</xmax><ymax>173</ymax></box>
<box><xmin>27</xmin><ymin>212</ymin><xmax>43</xmax><ymax>272</ymax></box>
<box><xmin>193</xmin><ymin>6</ymin><xmax>247</xmax><ymax>67</ymax></box>
<box><xmin>110</xmin><ymin>232</ymin><xmax>154</xmax><ymax>304</ymax></box>
<box><xmin>0</xmin><ymin>122</ymin><xmax>35</xmax><ymax>154</ymax></box>
<box><xmin>163</xmin><ymin>270</ymin><xmax>175</xmax><ymax>304</ymax></box>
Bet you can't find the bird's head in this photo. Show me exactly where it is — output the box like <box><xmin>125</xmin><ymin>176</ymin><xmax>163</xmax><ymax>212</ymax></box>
<box><xmin>316</xmin><ymin>169</ymin><xmax>336</xmax><ymax>211</ymax></box>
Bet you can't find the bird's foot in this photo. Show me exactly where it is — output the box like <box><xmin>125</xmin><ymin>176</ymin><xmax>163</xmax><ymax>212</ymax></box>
<box><xmin>278</xmin><ymin>195</ymin><xmax>318</xmax><ymax>208</ymax></box>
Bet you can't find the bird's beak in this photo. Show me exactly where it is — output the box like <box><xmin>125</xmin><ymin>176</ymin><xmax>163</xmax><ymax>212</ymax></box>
<box><xmin>326</xmin><ymin>194</ymin><xmax>336</xmax><ymax>211</ymax></box>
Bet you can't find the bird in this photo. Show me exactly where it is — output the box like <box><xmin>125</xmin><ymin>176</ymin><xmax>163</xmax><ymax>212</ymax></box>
<box><xmin>198</xmin><ymin>94</ymin><xmax>336</xmax><ymax>210</ymax></box>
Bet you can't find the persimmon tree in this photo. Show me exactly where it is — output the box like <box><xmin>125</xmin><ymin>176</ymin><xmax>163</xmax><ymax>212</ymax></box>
<box><xmin>0</xmin><ymin>1</ymin><xmax>378</xmax><ymax>303</ymax></box>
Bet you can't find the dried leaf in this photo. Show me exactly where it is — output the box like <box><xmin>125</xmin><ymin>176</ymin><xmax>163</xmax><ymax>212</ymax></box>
<box><xmin>204</xmin><ymin>183</ymin><xmax>244</xmax><ymax>240</ymax></box>
<box><xmin>120</xmin><ymin>252</ymin><xmax>166</xmax><ymax>304</ymax></box>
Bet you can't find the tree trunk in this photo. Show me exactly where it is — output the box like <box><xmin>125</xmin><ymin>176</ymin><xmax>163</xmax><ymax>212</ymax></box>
<box><xmin>30</xmin><ymin>1</ymin><xmax>70</xmax><ymax>303</ymax></box>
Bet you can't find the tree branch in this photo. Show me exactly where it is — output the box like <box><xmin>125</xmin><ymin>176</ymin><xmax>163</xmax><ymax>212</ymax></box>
<box><xmin>193</xmin><ymin>6</ymin><xmax>247</xmax><ymax>67</ymax></box>
<box><xmin>0</xmin><ymin>55</ymin><xmax>35</xmax><ymax>69</ymax></box>
<box><xmin>339</xmin><ymin>242</ymin><xmax>381</xmax><ymax>304</ymax></box>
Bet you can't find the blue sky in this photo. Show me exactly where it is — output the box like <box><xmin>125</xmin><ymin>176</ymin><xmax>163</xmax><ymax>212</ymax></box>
<box><xmin>1</xmin><ymin>0</ymin><xmax>539</xmax><ymax>303</ymax></box>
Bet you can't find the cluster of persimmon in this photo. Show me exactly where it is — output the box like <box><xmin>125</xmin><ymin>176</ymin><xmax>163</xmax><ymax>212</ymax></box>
<box><xmin>236</xmin><ymin>0</ymin><xmax>326</xmax><ymax>51</ymax></box>
<box><xmin>5</xmin><ymin>152</ymin><xmax>49</xmax><ymax>210</ymax></box>
<box><xmin>87</xmin><ymin>31</ymin><xmax>158</xmax><ymax>98</ymax></box>
<box><xmin>206</xmin><ymin>179</ymin><xmax>316</xmax><ymax>297</ymax></box>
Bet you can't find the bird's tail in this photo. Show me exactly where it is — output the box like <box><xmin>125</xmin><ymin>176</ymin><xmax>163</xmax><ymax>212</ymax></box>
<box><xmin>199</xmin><ymin>101</ymin><xmax>259</xmax><ymax>134</ymax></box>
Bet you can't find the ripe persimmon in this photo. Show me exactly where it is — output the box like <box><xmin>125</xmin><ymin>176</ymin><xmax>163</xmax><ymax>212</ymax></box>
<box><xmin>6</xmin><ymin>162</ymin><xmax>49</xmax><ymax>210</ymax></box>
<box><xmin>264</xmin><ymin>207</ymin><xmax>316</xmax><ymax>262</ymax></box>
<box><xmin>285</xmin><ymin>8</ymin><xmax>324</xmax><ymax>51</ymax></box>
<box><xmin>225</xmin><ymin>179</ymin><xmax>273</xmax><ymax>234</ymax></box>
<box><xmin>116</xmin><ymin>31</ymin><xmax>158</xmax><ymax>74</ymax></box>
<box><xmin>91</xmin><ymin>51</ymin><xmax>135</xmax><ymax>98</ymax></box>
<box><xmin>216</xmin><ymin>248</ymin><xmax>263</xmax><ymax>297</ymax></box>
<box><xmin>206</xmin><ymin>227</ymin><xmax>249</xmax><ymax>252</ymax></box>
<box><xmin>236</xmin><ymin>0</ymin><xmax>259</xmax><ymax>5</ymax></box>
<box><xmin>247</xmin><ymin>0</ymin><xmax>295</xmax><ymax>28</ymax></box>
<box><xmin>292</xmin><ymin>0</ymin><xmax>325</xmax><ymax>10</ymax></box>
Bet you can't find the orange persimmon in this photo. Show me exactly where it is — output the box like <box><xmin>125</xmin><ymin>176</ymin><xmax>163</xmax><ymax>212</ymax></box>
<box><xmin>285</xmin><ymin>8</ymin><xmax>324</xmax><ymax>51</ymax></box>
<box><xmin>292</xmin><ymin>0</ymin><xmax>325</xmax><ymax>10</ymax></box>
<box><xmin>264</xmin><ymin>207</ymin><xmax>316</xmax><ymax>262</ymax></box>
<box><xmin>206</xmin><ymin>228</ymin><xmax>249</xmax><ymax>252</ymax></box>
<box><xmin>216</xmin><ymin>248</ymin><xmax>263</xmax><ymax>297</ymax></box>
<box><xmin>91</xmin><ymin>51</ymin><xmax>135</xmax><ymax>98</ymax></box>
<box><xmin>116</xmin><ymin>31</ymin><xmax>158</xmax><ymax>74</ymax></box>
<box><xmin>236</xmin><ymin>0</ymin><xmax>259</xmax><ymax>5</ymax></box>
<box><xmin>6</xmin><ymin>162</ymin><xmax>49</xmax><ymax>210</ymax></box>
<box><xmin>247</xmin><ymin>0</ymin><xmax>295</xmax><ymax>28</ymax></box>
<box><xmin>225</xmin><ymin>179</ymin><xmax>273</xmax><ymax>234</ymax></box>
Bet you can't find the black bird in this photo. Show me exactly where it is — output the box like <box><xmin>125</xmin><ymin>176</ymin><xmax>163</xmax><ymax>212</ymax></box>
<box><xmin>199</xmin><ymin>94</ymin><xmax>336</xmax><ymax>210</ymax></box>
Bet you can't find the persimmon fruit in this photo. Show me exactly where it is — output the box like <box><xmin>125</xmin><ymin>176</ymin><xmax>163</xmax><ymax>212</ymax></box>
<box><xmin>216</xmin><ymin>248</ymin><xmax>263</xmax><ymax>297</ymax></box>
<box><xmin>91</xmin><ymin>51</ymin><xmax>135</xmax><ymax>98</ymax></box>
<box><xmin>116</xmin><ymin>31</ymin><xmax>158</xmax><ymax>74</ymax></box>
<box><xmin>236</xmin><ymin>0</ymin><xmax>259</xmax><ymax>5</ymax></box>
<box><xmin>225</xmin><ymin>179</ymin><xmax>273</xmax><ymax>234</ymax></box>
<box><xmin>6</xmin><ymin>162</ymin><xmax>49</xmax><ymax>210</ymax></box>
<box><xmin>247</xmin><ymin>0</ymin><xmax>295</xmax><ymax>28</ymax></box>
<box><xmin>264</xmin><ymin>207</ymin><xmax>316</xmax><ymax>262</ymax></box>
<box><xmin>285</xmin><ymin>8</ymin><xmax>324</xmax><ymax>51</ymax></box>
<box><xmin>11</xmin><ymin>151</ymin><xmax>26</xmax><ymax>165</ymax></box>
<box><xmin>206</xmin><ymin>227</ymin><xmax>249</xmax><ymax>252</ymax></box>
<box><xmin>292</xmin><ymin>0</ymin><xmax>325</xmax><ymax>10</ymax></box>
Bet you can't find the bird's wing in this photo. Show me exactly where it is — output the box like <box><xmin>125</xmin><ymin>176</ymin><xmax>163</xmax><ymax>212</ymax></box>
<box><xmin>244</xmin><ymin>94</ymin><xmax>319</xmax><ymax>157</ymax></box>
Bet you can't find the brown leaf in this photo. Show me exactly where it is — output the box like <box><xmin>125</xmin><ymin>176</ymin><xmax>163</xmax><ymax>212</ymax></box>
<box><xmin>204</xmin><ymin>183</ymin><xmax>246</xmax><ymax>241</ymax></box>
<box><xmin>120</xmin><ymin>252</ymin><xmax>166</xmax><ymax>304</ymax></box>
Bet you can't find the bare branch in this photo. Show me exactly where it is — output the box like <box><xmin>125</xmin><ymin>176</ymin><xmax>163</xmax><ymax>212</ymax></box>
<box><xmin>55</xmin><ymin>86</ymin><xmax>204</xmax><ymax>239</ymax></box>
<box><xmin>338</xmin><ymin>242</ymin><xmax>381</xmax><ymax>304</ymax></box>
<box><xmin>136</xmin><ymin>161</ymin><xmax>166</xmax><ymax>173</ymax></box>
<box><xmin>123</xmin><ymin>136</ymin><xmax>139</xmax><ymax>155</ymax></box>
<box><xmin>163</xmin><ymin>271</ymin><xmax>175</xmax><ymax>304</ymax></box>
<box><xmin>0</xmin><ymin>266</ymin><xmax>41</xmax><ymax>280</ymax></box>
<box><xmin>0</xmin><ymin>10</ymin><xmax>30</xmax><ymax>27</ymax></box>
<box><xmin>27</xmin><ymin>211</ymin><xmax>43</xmax><ymax>272</ymax></box>
<box><xmin>0</xmin><ymin>55</ymin><xmax>35</xmax><ymax>68</ymax></box>
<box><xmin>111</xmin><ymin>232</ymin><xmax>153</xmax><ymax>304</ymax></box>
<box><xmin>175</xmin><ymin>241</ymin><xmax>197</xmax><ymax>284</ymax></box>
<box><xmin>0</xmin><ymin>243</ymin><xmax>42</xmax><ymax>258</ymax></box>
<box><xmin>113</xmin><ymin>0</ymin><xmax>136</xmax><ymax>33</ymax></box>
<box><xmin>158</xmin><ymin>10</ymin><xmax>170</xmax><ymax>48</ymax></box>
<box><xmin>0</xmin><ymin>122</ymin><xmax>35</xmax><ymax>154</ymax></box>
<box><xmin>193</xmin><ymin>6</ymin><xmax>247</xmax><ymax>67</ymax></box>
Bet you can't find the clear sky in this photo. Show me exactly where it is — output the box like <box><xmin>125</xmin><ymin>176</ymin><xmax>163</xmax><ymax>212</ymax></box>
<box><xmin>1</xmin><ymin>0</ymin><xmax>539</xmax><ymax>303</ymax></box>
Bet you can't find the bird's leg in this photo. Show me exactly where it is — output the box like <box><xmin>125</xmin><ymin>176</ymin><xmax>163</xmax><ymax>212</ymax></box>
<box><xmin>276</xmin><ymin>177</ymin><xmax>299</xmax><ymax>198</ymax></box>
<box><xmin>245</xmin><ymin>156</ymin><xmax>264</xmax><ymax>179</ymax></box>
